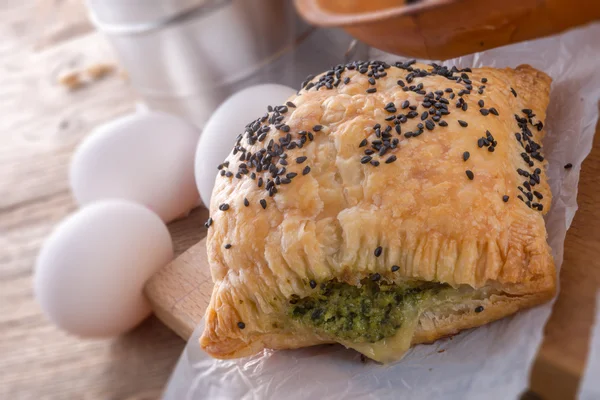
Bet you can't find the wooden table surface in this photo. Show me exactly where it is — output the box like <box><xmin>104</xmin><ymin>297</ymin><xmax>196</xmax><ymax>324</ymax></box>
<box><xmin>1</xmin><ymin>2</ymin><xmax>598</xmax><ymax>399</ymax></box>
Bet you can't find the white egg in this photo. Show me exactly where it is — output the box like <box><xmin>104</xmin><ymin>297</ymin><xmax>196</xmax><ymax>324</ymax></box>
<box><xmin>34</xmin><ymin>200</ymin><xmax>173</xmax><ymax>338</ymax></box>
<box><xmin>194</xmin><ymin>84</ymin><xmax>296</xmax><ymax>206</ymax></box>
<box><xmin>70</xmin><ymin>110</ymin><xmax>200</xmax><ymax>222</ymax></box>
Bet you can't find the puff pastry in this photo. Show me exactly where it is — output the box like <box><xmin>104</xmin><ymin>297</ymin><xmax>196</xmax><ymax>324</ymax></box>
<box><xmin>200</xmin><ymin>61</ymin><xmax>556</xmax><ymax>363</ymax></box>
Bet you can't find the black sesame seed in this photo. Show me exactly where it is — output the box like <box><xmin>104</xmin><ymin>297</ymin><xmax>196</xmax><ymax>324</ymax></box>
<box><xmin>243</xmin><ymin>198</ymin><xmax>249</xmax><ymax>207</ymax></box>
<box><xmin>343</xmin><ymin>77</ymin><xmax>350</xmax><ymax>84</ymax></box>
<box><xmin>503</xmin><ymin>195</ymin><xmax>509</xmax><ymax>202</ymax></box>
<box><xmin>309</xmin><ymin>280</ymin><xmax>317</xmax><ymax>289</ymax></box>
<box><xmin>204</xmin><ymin>217</ymin><xmax>213</xmax><ymax>228</ymax></box>
<box><xmin>260</xmin><ymin>199</ymin><xmax>267</xmax><ymax>209</ymax></box>
<box><xmin>237</xmin><ymin>322</ymin><xmax>246</xmax><ymax>329</ymax></box>
<box><xmin>533</xmin><ymin>191</ymin><xmax>543</xmax><ymax>199</ymax></box>
<box><xmin>366</xmin><ymin>88</ymin><xmax>377</xmax><ymax>93</ymax></box>
<box><xmin>225</xmin><ymin>171</ymin><xmax>233</xmax><ymax>178</ymax></box>
<box><xmin>296</xmin><ymin>156</ymin><xmax>308</xmax><ymax>164</ymax></box>
<box><xmin>439</xmin><ymin>121</ymin><xmax>448</xmax><ymax>127</ymax></box>
<box><xmin>401</xmin><ymin>100</ymin><xmax>410</xmax><ymax>109</ymax></box>
<box><xmin>361</xmin><ymin>155</ymin><xmax>372</xmax><ymax>164</ymax></box>
<box><xmin>313</xmin><ymin>125</ymin><xmax>323</xmax><ymax>132</ymax></box>
<box><xmin>219</xmin><ymin>203</ymin><xmax>230</xmax><ymax>211</ymax></box>
<box><xmin>421</xmin><ymin>112</ymin><xmax>428</xmax><ymax>121</ymax></box>
<box><xmin>385</xmin><ymin>155</ymin><xmax>397</xmax><ymax>164</ymax></box>
<box><xmin>425</xmin><ymin>120</ymin><xmax>435</xmax><ymax>130</ymax></box>
<box><xmin>368</xmin><ymin>77</ymin><xmax>376</xmax><ymax>85</ymax></box>
<box><xmin>391</xmin><ymin>265</ymin><xmax>400</xmax><ymax>272</ymax></box>
<box><xmin>303</xmin><ymin>166</ymin><xmax>311</xmax><ymax>175</ymax></box>
<box><xmin>224</xmin><ymin>243</ymin><xmax>232</xmax><ymax>249</ymax></box>
<box><xmin>370</xmin><ymin>160</ymin><xmax>380</xmax><ymax>167</ymax></box>
<box><xmin>371</xmin><ymin>273</ymin><xmax>381</xmax><ymax>282</ymax></box>
<box><xmin>463</xmin><ymin>151</ymin><xmax>470</xmax><ymax>161</ymax></box>
<box><xmin>564</xmin><ymin>163</ymin><xmax>573</xmax><ymax>169</ymax></box>
<box><xmin>458</xmin><ymin>120</ymin><xmax>468</xmax><ymax>127</ymax></box>
<box><xmin>488</xmin><ymin>146</ymin><xmax>495</xmax><ymax>152</ymax></box>
<box><xmin>466</xmin><ymin>170</ymin><xmax>474</xmax><ymax>180</ymax></box>
<box><xmin>480</xmin><ymin>108</ymin><xmax>490</xmax><ymax>116</ymax></box>
<box><xmin>286</xmin><ymin>101</ymin><xmax>296</xmax><ymax>108</ymax></box>
<box><xmin>481</xmin><ymin>78</ymin><xmax>488</xmax><ymax>83</ymax></box>
<box><xmin>397</xmin><ymin>80</ymin><xmax>405</xmax><ymax>87</ymax></box>
<box><xmin>374</xmin><ymin>246</ymin><xmax>383</xmax><ymax>257</ymax></box>
<box><xmin>510</xmin><ymin>87</ymin><xmax>517</xmax><ymax>97</ymax></box>
<box><xmin>489</xmin><ymin>107</ymin><xmax>499</xmax><ymax>116</ymax></box>
<box><xmin>462</xmin><ymin>102</ymin><xmax>468</xmax><ymax>111</ymax></box>
<box><xmin>475</xmin><ymin>306</ymin><xmax>484</xmax><ymax>313</ymax></box>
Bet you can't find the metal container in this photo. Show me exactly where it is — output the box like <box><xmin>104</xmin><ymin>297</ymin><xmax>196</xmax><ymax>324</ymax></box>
<box><xmin>86</xmin><ymin>0</ymin><xmax>368</xmax><ymax>128</ymax></box>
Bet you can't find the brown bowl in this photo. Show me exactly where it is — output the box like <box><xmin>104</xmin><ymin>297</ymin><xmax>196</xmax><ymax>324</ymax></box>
<box><xmin>294</xmin><ymin>0</ymin><xmax>600</xmax><ymax>60</ymax></box>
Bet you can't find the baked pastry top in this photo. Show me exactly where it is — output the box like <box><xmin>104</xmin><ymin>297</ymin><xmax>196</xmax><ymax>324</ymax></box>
<box><xmin>200</xmin><ymin>61</ymin><xmax>555</xmax><ymax>363</ymax></box>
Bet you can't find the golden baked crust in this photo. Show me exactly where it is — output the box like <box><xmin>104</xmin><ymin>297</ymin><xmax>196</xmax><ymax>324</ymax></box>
<box><xmin>200</xmin><ymin>61</ymin><xmax>555</xmax><ymax>361</ymax></box>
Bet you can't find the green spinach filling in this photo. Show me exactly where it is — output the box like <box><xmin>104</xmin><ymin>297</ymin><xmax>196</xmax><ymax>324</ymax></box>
<box><xmin>289</xmin><ymin>278</ymin><xmax>448</xmax><ymax>343</ymax></box>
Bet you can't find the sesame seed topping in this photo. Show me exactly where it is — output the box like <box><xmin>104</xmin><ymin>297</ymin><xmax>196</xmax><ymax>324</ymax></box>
<box><xmin>391</xmin><ymin>265</ymin><xmax>400</xmax><ymax>272</ymax></box>
<box><xmin>286</xmin><ymin>101</ymin><xmax>296</xmax><ymax>108</ymax></box>
<box><xmin>313</xmin><ymin>125</ymin><xmax>323</xmax><ymax>131</ymax></box>
<box><xmin>366</xmin><ymin>88</ymin><xmax>377</xmax><ymax>93</ymax></box>
<box><xmin>458</xmin><ymin>120</ymin><xmax>468</xmax><ymax>127</ymax></box>
<box><xmin>480</xmin><ymin>108</ymin><xmax>489</xmax><ymax>116</ymax></box>
<box><xmin>533</xmin><ymin>191</ymin><xmax>543</xmax><ymax>199</ymax></box>
<box><xmin>243</xmin><ymin>198</ymin><xmax>249</xmax><ymax>207</ymax></box>
<box><xmin>475</xmin><ymin>306</ymin><xmax>484</xmax><ymax>313</ymax></box>
<box><xmin>219</xmin><ymin>203</ymin><xmax>230</xmax><ymax>211</ymax></box>
<box><xmin>466</xmin><ymin>170</ymin><xmax>474</xmax><ymax>180</ymax></box>
<box><xmin>309</xmin><ymin>280</ymin><xmax>317</xmax><ymax>289</ymax></box>
<box><xmin>438</xmin><ymin>121</ymin><xmax>448</xmax><ymax>127</ymax></box>
<box><xmin>510</xmin><ymin>87</ymin><xmax>517</xmax><ymax>97</ymax></box>
<box><xmin>361</xmin><ymin>155</ymin><xmax>372</xmax><ymax>164</ymax></box>
<box><xmin>260</xmin><ymin>199</ymin><xmax>267</xmax><ymax>209</ymax></box>
<box><xmin>481</xmin><ymin>78</ymin><xmax>488</xmax><ymax>83</ymax></box>
<box><xmin>302</xmin><ymin>166</ymin><xmax>311</xmax><ymax>175</ymax></box>
<box><xmin>224</xmin><ymin>243</ymin><xmax>232</xmax><ymax>249</ymax></box>
<box><xmin>503</xmin><ymin>195</ymin><xmax>509</xmax><ymax>202</ymax></box>
<box><xmin>237</xmin><ymin>322</ymin><xmax>245</xmax><ymax>329</ymax></box>
<box><xmin>374</xmin><ymin>246</ymin><xmax>383</xmax><ymax>257</ymax></box>
<box><xmin>204</xmin><ymin>217</ymin><xmax>213</xmax><ymax>228</ymax></box>
<box><xmin>463</xmin><ymin>151</ymin><xmax>470</xmax><ymax>161</ymax></box>
<box><xmin>296</xmin><ymin>156</ymin><xmax>308</xmax><ymax>164</ymax></box>
<box><xmin>489</xmin><ymin>107</ymin><xmax>499</xmax><ymax>116</ymax></box>
<box><xmin>385</xmin><ymin>155</ymin><xmax>397</xmax><ymax>164</ymax></box>
<box><xmin>564</xmin><ymin>163</ymin><xmax>573</xmax><ymax>169</ymax></box>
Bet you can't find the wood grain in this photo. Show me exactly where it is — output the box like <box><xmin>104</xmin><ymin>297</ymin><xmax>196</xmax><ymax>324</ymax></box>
<box><xmin>0</xmin><ymin>2</ymin><xmax>196</xmax><ymax>399</ymax></box>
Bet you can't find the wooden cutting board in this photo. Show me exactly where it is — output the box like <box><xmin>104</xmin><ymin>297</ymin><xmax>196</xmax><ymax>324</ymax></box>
<box><xmin>144</xmin><ymin>125</ymin><xmax>600</xmax><ymax>399</ymax></box>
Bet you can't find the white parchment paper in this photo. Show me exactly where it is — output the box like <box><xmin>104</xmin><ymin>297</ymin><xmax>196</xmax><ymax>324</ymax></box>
<box><xmin>164</xmin><ymin>24</ymin><xmax>600</xmax><ymax>400</ymax></box>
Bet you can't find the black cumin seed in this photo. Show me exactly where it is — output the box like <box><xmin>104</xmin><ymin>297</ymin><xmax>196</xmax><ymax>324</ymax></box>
<box><xmin>463</xmin><ymin>151</ymin><xmax>470</xmax><ymax>161</ymax></box>
<box><xmin>237</xmin><ymin>322</ymin><xmax>245</xmax><ymax>329</ymax></box>
<box><xmin>564</xmin><ymin>163</ymin><xmax>573</xmax><ymax>169</ymax></box>
<box><xmin>466</xmin><ymin>170</ymin><xmax>474</xmax><ymax>180</ymax></box>
<box><xmin>374</xmin><ymin>246</ymin><xmax>383</xmax><ymax>257</ymax></box>
<box><xmin>303</xmin><ymin>166</ymin><xmax>311</xmax><ymax>175</ymax></box>
<box><xmin>480</xmin><ymin>108</ymin><xmax>489</xmax><ymax>116</ymax></box>
<box><xmin>439</xmin><ymin>121</ymin><xmax>448</xmax><ymax>127</ymax></box>
<box><xmin>366</xmin><ymin>88</ymin><xmax>377</xmax><ymax>93</ymax></box>
<box><xmin>224</xmin><ymin>243</ymin><xmax>232</xmax><ymax>249</ymax></box>
<box><xmin>391</xmin><ymin>265</ymin><xmax>400</xmax><ymax>272</ymax></box>
<box><xmin>309</xmin><ymin>280</ymin><xmax>317</xmax><ymax>289</ymax></box>
<box><xmin>313</xmin><ymin>125</ymin><xmax>323</xmax><ymax>131</ymax></box>
<box><xmin>458</xmin><ymin>120</ymin><xmax>468</xmax><ymax>127</ymax></box>
<box><xmin>260</xmin><ymin>199</ymin><xmax>267</xmax><ymax>209</ymax></box>
<box><xmin>219</xmin><ymin>203</ymin><xmax>230</xmax><ymax>211</ymax></box>
<box><xmin>371</xmin><ymin>273</ymin><xmax>381</xmax><ymax>282</ymax></box>
<box><xmin>489</xmin><ymin>107</ymin><xmax>499</xmax><ymax>116</ymax></box>
<box><xmin>475</xmin><ymin>306</ymin><xmax>484</xmax><ymax>313</ymax></box>
<box><xmin>510</xmin><ymin>87</ymin><xmax>517</xmax><ymax>97</ymax></box>
<box><xmin>503</xmin><ymin>195</ymin><xmax>509</xmax><ymax>202</ymax></box>
<box><xmin>243</xmin><ymin>198</ymin><xmax>249</xmax><ymax>207</ymax></box>
<box><xmin>385</xmin><ymin>155</ymin><xmax>397</xmax><ymax>164</ymax></box>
